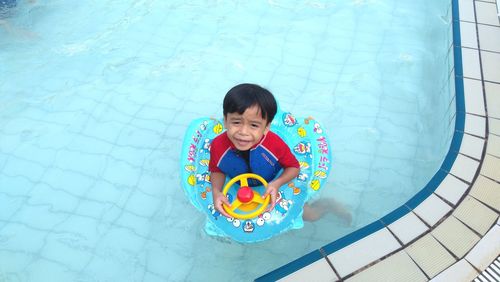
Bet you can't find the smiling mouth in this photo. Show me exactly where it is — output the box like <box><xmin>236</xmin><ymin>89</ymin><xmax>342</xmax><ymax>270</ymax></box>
<box><xmin>235</xmin><ymin>139</ymin><xmax>251</xmax><ymax>146</ymax></box>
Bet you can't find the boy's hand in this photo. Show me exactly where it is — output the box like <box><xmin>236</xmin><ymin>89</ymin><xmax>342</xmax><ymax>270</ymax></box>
<box><xmin>262</xmin><ymin>167</ymin><xmax>299</xmax><ymax>212</ymax></box>
<box><xmin>212</xmin><ymin>190</ymin><xmax>232</xmax><ymax>218</ymax></box>
<box><xmin>263</xmin><ymin>183</ymin><xmax>279</xmax><ymax>211</ymax></box>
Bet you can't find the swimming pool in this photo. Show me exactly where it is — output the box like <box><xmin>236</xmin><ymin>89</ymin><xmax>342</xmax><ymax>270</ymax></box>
<box><xmin>0</xmin><ymin>1</ymin><xmax>454</xmax><ymax>281</ymax></box>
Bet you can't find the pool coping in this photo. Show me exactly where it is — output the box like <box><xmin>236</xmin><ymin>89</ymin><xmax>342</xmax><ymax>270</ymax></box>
<box><xmin>256</xmin><ymin>0</ymin><xmax>500</xmax><ymax>281</ymax></box>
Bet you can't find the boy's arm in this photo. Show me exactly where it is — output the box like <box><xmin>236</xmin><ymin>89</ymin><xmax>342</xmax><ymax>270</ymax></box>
<box><xmin>210</xmin><ymin>172</ymin><xmax>231</xmax><ymax>218</ymax></box>
<box><xmin>264</xmin><ymin>166</ymin><xmax>300</xmax><ymax>211</ymax></box>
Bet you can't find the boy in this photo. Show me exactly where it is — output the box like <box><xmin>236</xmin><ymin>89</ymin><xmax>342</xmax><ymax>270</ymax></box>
<box><xmin>209</xmin><ymin>83</ymin><xmax>300</xmax><ymax>218</ymax></box>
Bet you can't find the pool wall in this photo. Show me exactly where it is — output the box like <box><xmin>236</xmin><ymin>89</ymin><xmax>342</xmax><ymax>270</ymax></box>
<box><xmin>256</xmin><ymin>0</ymin><xmax>500</xmax><ymax>280</ymax></box>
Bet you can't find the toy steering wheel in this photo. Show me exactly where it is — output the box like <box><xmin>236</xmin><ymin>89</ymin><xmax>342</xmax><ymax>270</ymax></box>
<box><xmin>222</xmin><ymin>173</ymin><xmax>271</xmax><ymax>220</ymax></box>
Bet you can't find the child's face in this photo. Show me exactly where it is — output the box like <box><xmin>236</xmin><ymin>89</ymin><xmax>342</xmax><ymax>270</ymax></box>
<box><xmin>224</xmin><ymin>105</ymin><xmax>270</xmax><ymax>151</ymax></box>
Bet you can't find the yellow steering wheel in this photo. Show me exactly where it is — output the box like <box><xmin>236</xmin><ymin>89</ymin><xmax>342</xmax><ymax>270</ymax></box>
<box><xmin>222</xmin><ymin>173</ymin><xmax>271</xmax><ymax>220</ymax></box>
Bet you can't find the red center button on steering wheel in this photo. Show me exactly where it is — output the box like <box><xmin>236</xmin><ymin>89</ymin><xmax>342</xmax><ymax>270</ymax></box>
<box><xmin>237</xmin><ymin>186</ymin><xmax>254</xmax><ymax>203</ymax></box>
<box><xmin>222</xmin><ymin>173</ymin><xmax>270</xmax><ymax>220</ymax></box>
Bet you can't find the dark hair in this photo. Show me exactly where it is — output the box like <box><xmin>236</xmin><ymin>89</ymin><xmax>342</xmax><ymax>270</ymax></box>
<box><xmin>223</xmin><ymin>83</ymin><xmax>277</xmax><ymax>124</ymax></box>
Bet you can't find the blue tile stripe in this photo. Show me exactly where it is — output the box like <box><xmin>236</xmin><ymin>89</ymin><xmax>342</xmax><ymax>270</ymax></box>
<box><xmin>254</xmin><ymin>250</ymin><xmax>324</xmax><ymax>282</ymax></box>
<box><xmin>380</xmin><ymin>205</ymin><xmax>412</xmax><ymax>226</ymax></box>
<box><xmin>321</xmin><ymin>220</ymin><xmax>386</xmax><ymax>255</ymax></box>
<box><xmin>256</xmin><ymin>0</ymin><xmax>466</xmax><ymax>280</ymax></box>
<box><xmin>405</xmin><ymin>169</ymin><xmax>448</xmax><ymax>209</ymax></box>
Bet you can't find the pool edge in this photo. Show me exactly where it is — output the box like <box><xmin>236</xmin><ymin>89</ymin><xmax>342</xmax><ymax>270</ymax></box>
<box><xmin>255</xmin><ymin>0</ymin><xmax>500</xmax><ymax>280</ymax></box>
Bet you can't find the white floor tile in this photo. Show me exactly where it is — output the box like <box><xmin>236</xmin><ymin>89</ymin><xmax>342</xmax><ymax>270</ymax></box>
<box><xmin>413</xmin><ymin>194</ymin><xmax>453</xmax><ymax>227</ymax></box>
<box><xmin>464</xmin><ymin>78</ymin><xmax>486</xmax><ymax>116</ymax></box>
<box><xmin>481</xmin><ymin>155</ymin><xmax>500</xmax><ymax>182</ymax></box>
<box><xmin>462</xmin><ymin>48</ymin><xmax>482</xmax><ymax>79</ymax></box>
<box><xmin>347</xmin><ymin>251</ymin><xmax>427</xmax><ymax>282</ymax></box>
<box><xmin>481</xmin><ymin>51</ymin><xmax>500</xmax><ymax>83</ymax></box>
<box><xmin>459</xmin><ymin>0</ymin><xmax>476</xmax><ymax>22</ymax></box>
<box><xmin>489</xmin><ymin>117</ymin><xmax>500</xmax><ymax>136</ymax></box>
<box><xmin>465</xmin><ymin>225</ymin><xmax>500</xmax><ymax>270</ymax></box>
<box><xmin>406</xmin><ymin>234</ymin><xmax>457</xmax><ymax>278</ymax></box>
<box><xmin>431</xmin><ymin>216</ymin><xmax>481</xmax><ymax>258</ymax></box>
<box><xmin>475</xmin><ymin>1</ymin><xmax>500</xmax><ymax>26</ymax></box>
<box><xmin>461</xmin><ymin>21</ymin><xmax>478</xmax><ymax>49</ymax></box>
<box><xmin>485</xmin><ymin>82</ymin><xmax>500</xmax><ymax>119</ymax></box>
<box><xmin>434</xmin><ymin>174</ymin><xmax>469</xmax><ymax>206</ymax></box>
<box><xmin>279</xmin><ymin>258</ymin><xmax>338</xmax><ymax>282</ymax></box>
<box><xmin>388</xmin><ymin>212</ymin><xmax>429</xmax><ymax>245</ymax></box>
<box><xmin>328</xmin><ymin>228</ymin><xmax>401</xmax><ymax>278</ymax></box>
<box><xmin>487</xmin><ymin>134</ymin><xmax>500</xmax><ymax>158</ymax></box>
<box><xmin>478</xmin><ymin>24</ymin><xmax>500</xmax><ymax>52</ymax></box>
<box><xmin>460</xmin><ymin>133</ymin><xmax>485</xmax><ymax>160</ymax></box>
<box><xmin>430</xmin><ymin>259</ymin><xmax>479</xmax><ymax>282</ymax></box>
<box><xmin>453</xmin><ymin>195</ymin><xmax>499</xmax><ymax>235</ymax></box>
<box><xmin>469</xmin><ymin>175</ymin><xmax>500</xmax><ymax>213</ymax></box>
<box><xmin>450</xmin><ymin>153</ymin><xmax>480</xmax><ymax>183</ymax></box>
<box><xmin>465</xmin><ymin>113</ymin><xmax>486</xmax><ymax>137</ymax></box>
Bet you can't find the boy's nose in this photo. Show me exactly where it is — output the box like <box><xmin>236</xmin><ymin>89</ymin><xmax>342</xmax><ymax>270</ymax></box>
<box><xmin>239</xmin><ymin>125</ymin><xmax>250</xmax><ymax>134</ymax></box>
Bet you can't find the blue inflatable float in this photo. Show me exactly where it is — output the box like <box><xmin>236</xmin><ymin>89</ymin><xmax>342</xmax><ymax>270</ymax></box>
<box><xmin>180</xmin><ymin>108</ymin><xmax>332</xmax><ymax>243</ymax></box>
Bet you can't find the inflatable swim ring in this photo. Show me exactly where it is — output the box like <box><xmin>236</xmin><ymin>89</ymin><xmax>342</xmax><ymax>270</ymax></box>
<box><xmin>180</xmin><ymin>108</ymin><xmax>332</xmax><ymax>243</ymax></box>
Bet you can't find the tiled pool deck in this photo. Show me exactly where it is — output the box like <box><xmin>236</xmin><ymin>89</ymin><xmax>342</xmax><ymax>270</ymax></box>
<box><xmin>256</xmin><ymin>0</ymin><xmax>500</xmax><ymax>281</ymax></box>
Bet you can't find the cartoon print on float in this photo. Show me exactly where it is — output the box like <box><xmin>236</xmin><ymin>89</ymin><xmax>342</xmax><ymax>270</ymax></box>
<box><xmin>227</xmin><ymin>216</ymin><xmax>241</xmax><ymax>228</ymax></box>
<box><xmin>294</xmin><ymin>142</ymin><xmax>312</xmax><ymax>158</ymax></box>
<box><xmin>274</xmin><ymin>191</ymin><xmax>293</xmax><ymax>216</ymax></box>
<box><xmin>243</xmin><ymin>220</ymin><xmax>255</xmax><ymax>233</ymax></box>
<box><xmin>282</xmin><ymin>112</ymin><xmax>298</xmax><ymax>127</ymax></box>
<box><xmin>256</xmin><ymin>212</ymin><xmax>271</xmax><ymax>227</ymax></box>
<box><xmin>200</xmin><ymin>139</ymin><xmax>211</xmax><ymax>154</ymax></box>
<box><xmin>207</xmin><ymin>204</ymin><xmax>220</xmax><ymax>220</ymax></box>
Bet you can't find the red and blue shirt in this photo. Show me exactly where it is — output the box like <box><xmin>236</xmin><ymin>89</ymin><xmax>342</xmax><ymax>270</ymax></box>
<box><xmin>209</xmin><ymin>131</ymin><xmax>299</xmax><ymax>185</ymax></box>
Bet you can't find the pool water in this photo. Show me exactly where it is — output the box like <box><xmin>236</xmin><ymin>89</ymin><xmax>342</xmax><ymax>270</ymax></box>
<box><xmin>0</xmin><ymin>1</ymin><xmax>453</xmax><ymax>281</ymax></box>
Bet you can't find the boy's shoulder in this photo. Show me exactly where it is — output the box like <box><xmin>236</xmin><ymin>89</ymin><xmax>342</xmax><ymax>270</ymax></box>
<box><xmin>262</xmin><ymin>130</ymin><xmax>286</xmax><ymax>145</ymax></box>
<box><xmin>212</xmin><ymin>130</ymin><xmax>228</xmax><ymax>143</ymax></box>
<box><xmin>259</xmin><ymin>130</ymin><xmax>299</xmax><ymax>167</ymax></box>
<box><xmin>211</xmin><ymin>131</ymin><xmax>231</xmax><ymax>151</ymax></box>
<box><xmin>260</xmin><ymin>131</ymin><xmax>288</xmax><ymax>152</ymax></box>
